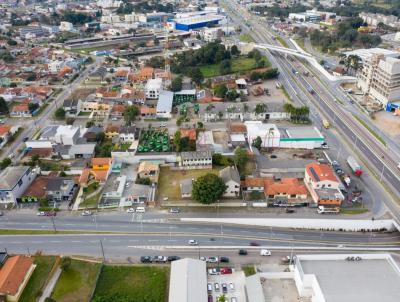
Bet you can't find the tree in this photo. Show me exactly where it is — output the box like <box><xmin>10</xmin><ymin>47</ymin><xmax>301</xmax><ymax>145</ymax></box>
<box><xmin>0</xmin><ymin>97</ymin><xmax>9</xmax><ymax>115</ymax></box>
<box><xmin>188</xmin><ymin>67</ymin><xmax>204</xmax><ymax>85</ymax></box>
<box><xmin>124</xmin><ymin>105</ymin><xmax>139</xmax><ymax>125</ymax></box>
<box><xmin>192</xmin><ymin>173</ymin><xmax>227</xmax><ymax>204</ymax></box>
<box><xmin>7</xmin><ymin>39</ymin><xmax>17</xmax><ymax>46</ymax></box>
<box><xmin>170</xmin><ymin>76</ymin><xmax>183</xmax><ymax>92</ymax></box>
<box><xmin>230</xmin><ymin>45</ymin><xmax>240</xmax><ymax>56</ymax></box>
<box><xmin>54</xmin><ymin>108</ymin><xmax>65</xmax><ymax>120</ymax></box>
<box><xmin>234</xmin><ymin>147</ymin><xmax>249</xmax><ymax>172</ymax></box>
<box><xmin>255</xmin><ymin>103</ymin><xmax>266</xmax><ymax>114</ymax></box>
<box><xmin>217</xmin><ymin>295</ymin><xmax>227</xmax><ymax>302</ymax></box>
<box><xmin>214</xmin><ymin>84</ymin><xmax>228</xmax><ymax>98</ymax></box>
<box><xmin>173</xmin><ymin>131</ymin><xmax>182</xmax><ymax>152</ymax></box>
<box><xmin>0</xmin><ymin>158</ymin><xmax>11</xmax><ymax>170</ymax></box>
<box><xmin>136</xmin><ymin>177</ymin><xmax>151</xmax><ymax>185</ymax></box>
<box><xmin>219</xmin><ymin>59</ymin><xmax>232</xmax><ymax>75</ymax></box>
<box><xmin>60</xmin><ymin>257</ymin><xmax>72</xmax><ymax>271</ymax></box>
<box><xmin>197</xmin><ymin>121</ymin><xmax>204</xmax><ymax>128</ymax></box>
<box><xmin>95</xmin><ymin>132</ymin><xmax>105</xmax><ymax>143</ymax></box>
<box><xmin>226</xmin><ymin>90</ymin><xmax>238</xmax><ymax>101</ymax></box>
<box><xmin>252</xmin><ymin>136</ymin><xmax>262</xmax><ymax>149</ymax></box>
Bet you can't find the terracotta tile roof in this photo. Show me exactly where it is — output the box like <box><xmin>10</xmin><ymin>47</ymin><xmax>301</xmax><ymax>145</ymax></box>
<box><xmin>106</xmin><ymin>124</ymin><xmax>121</xmax><ymax>133</ymax></box>
<box><xmin>91</xmin><ymin>170</ymin><xmax>109</xmax><ymax>182</ymax></box>
<box><xmin>306</xmin><ymin>163</ymin><xmax>338</xmax><ymax>183</ymax></box>
<box><xmin>140</xmin><ymin>107</ymin><xmax>156</xmax><ymax>114</ymax></box>
<box><xmin>180</xmin><ymin>129</ymin><xmax>197</xmax><ymax>141</ymax></box>
<box><xmin>12</xmin><ymin>104</ymin><xmax>29</xmax><ymax>112</ymax></box>
<box><xmin>139</xmin><ymin>67</ymin><xmax>154</xmax><ymax>78</ymax></box>
<box><xmin>25</xmin><ymin>148</ymin><xmax>53</xmax><ymax>158</ymax></box>
<box><xmin>100</xmin><ymin>91</ymin><xmax>118</xmax><ymax>98</ymax></box>
<box><xmin>115</xmin><ymin>70</ymin><xmax>129</xmax><ymax>77</ymax></box>
<box><xmin>264</xmin><ymin>178</ymin><xmax>308</xmax><ymax>196</ymax></box>
<box><xmin>112</xmin><ymin>104</ymin><xmax>126</xmax><ymax>113</ymax></box>
<box><xmin>0</xmin><ymin>125</ymin><xmax>11</xmax><ymax>136</ymax></box>
<box><xmin>79</xmin><ymin>168</ymin><xmax>90</xmax><ymax>184</ymax></box>
<box><xmin>23</xmin><ymin>176</ymin><xmax>50</xmax><ymax>198</ymax></box>
<box><xmin>92</xmin><ymin>157</ymin><xmax>112</xmax><ymax>167</ymax></box>
<box><xmin>58</xmin><ymin>66</ymin><xmax>73</xmax><ymax>77</ymax></box>
<box><xmin>0</xmin><ymin>255</ymin><xmax>34</xmax><ymax>296</ymax></box>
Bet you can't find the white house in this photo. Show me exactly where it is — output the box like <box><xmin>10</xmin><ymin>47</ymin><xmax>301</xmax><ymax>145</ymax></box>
<box><xmin>0</xmin><ymin>166</ymin><xmax>37</xmax><ymax>204</ymax></box>
<box><xmin>179</xmin><ymin>151</ymin><xmax>213</xmax><ymax>169</ymax></box>
<box><xmin>156</xmin><ymin>90</ymin><xmax>173</xmax><ymax>119</ymax></box>
<box><xmin>245</xmin><ymin>121</ymin><xmax>280</xmax><ymax>148</ymax></box>
<box><xmin>119</xmin><ymin>126</ymin><xmax>137</xmax><ymax>142</ymax></box>
<box><xmin>219</xmin><ymin>166</ymin><xmax>241</xmax><ymax>198</ymax></box>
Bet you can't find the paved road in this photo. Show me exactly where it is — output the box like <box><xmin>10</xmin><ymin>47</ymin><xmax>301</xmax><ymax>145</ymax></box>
<box><xmin>221</xmin><ymin>0</ymin><xmax>400</xmax><ymax>221</ymax></box>
<box><xmin>0</xmin><ymin>57</ymin><xmax>103</xmax><ymax>162</ymax></box>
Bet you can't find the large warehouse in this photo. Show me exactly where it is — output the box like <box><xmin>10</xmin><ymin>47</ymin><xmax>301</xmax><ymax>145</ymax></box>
<box><xmin>174</xmin><ymin>14</ymin><xmax>225</xmax><ymax>31</ymax></box>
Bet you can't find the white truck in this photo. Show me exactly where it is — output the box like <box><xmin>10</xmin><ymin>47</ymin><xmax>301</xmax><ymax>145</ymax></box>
<box><xmin>317</xmin><ymin>206</ymin><xmax>340</xmax><ymax>214</ymax></box>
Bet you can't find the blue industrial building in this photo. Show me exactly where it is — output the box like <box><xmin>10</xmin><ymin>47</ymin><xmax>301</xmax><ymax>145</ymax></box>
<box><xmin>174</xmin><ymin>15</ymin><xmax>224</xmax><ymax>31</ymax></box>
<box><xmin>385</xmin><ymin>101</ymin><xmax>400</xmax><ymax>112</ymax></box>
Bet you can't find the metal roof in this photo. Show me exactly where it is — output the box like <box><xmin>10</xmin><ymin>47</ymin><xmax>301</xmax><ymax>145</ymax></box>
<box><xmin>156</xmin><ymin>90</ymin><xmax>174</xmax><ymax>114</ymax></box>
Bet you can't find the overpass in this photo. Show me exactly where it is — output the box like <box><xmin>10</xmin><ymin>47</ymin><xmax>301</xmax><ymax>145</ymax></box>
<box><xmin>239</xmin><ymin>41</ymin><xmax>357</xmax><ymax>83</ymax></box>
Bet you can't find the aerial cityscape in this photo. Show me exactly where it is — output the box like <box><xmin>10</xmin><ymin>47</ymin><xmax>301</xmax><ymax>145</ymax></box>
<box><xmin>0</xmin><ymin>0</ymin><xmax>400</xmax><ymax>301</ymax></box>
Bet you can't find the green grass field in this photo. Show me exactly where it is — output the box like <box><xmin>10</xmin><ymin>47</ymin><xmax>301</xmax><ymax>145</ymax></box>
<box><xmin>79</xmin><ymin>192</ymin><xmax>101</xmax><ymax>209</ymax></box>
<box><xmin>19</xmin><ymin>256</ymin><xmax>56</xmax><ymax>302</ymax></box>
<box><xmin>200</xmin><ymin>57</ymin><xmax>269</xmax><ymax>78</ymax></box>
<box><xmin>52</xmin><ymin>259</ymin><xmax>101</xmax><ymax>302</ymax></box>
<box><xmin>157</xmin><ymin>166</ymin><xmax>221</xmax><ymax>201</ymax></box>
<box><xmin>239</xmin><ymin>33</ymin><xmax>254</xmax><ymax>43</ymax></box>
<box><xmin>92</xmin><ymin>265</ymin><xmax>169</xmax><ymax>302</ymax></box>
<box><xmin>353</xmin><ymin>114</ymin><xmax>386</xmax><ymax>146</ymax></box>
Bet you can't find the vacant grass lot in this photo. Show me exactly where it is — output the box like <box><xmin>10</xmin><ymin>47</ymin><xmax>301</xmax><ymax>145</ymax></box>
<box><xmin>19</xmin><ymin>256</ymin><xmax>56</xmax><ymax>302</ymax></box>
<box><xmin>92</xmin><ymin>265</ymin><xmax>169</xmax><ymax>302</ymax></box>
<box><xmin>157</xmin><ymin>166</ymin><xmax>221</xmax><ymax>201</ymax></box>
<box><xmin>52</xmin><ymin>259</ymin><xmax>101</xmax><ymax>302</ymax></box>
<box><xmin>79</xmin><ymin>192</ymin><xmax>101</xmax><ymax>209</ymax></box>
<box><xmin>200</xmin><ymin>57</ymin><xmax>269</xmax><ymax>78</ymax></box>
<box><xmin>239</xmin><ymin>33</ymin><xmax>254</xmax><ymax>43</ymax></box>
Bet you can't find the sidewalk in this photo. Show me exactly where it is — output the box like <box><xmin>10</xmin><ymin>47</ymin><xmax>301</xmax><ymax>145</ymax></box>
<box><xmin>38</xmin><ymin>267</ymin><xmax>62</xmax><ymax>302</ymax></box>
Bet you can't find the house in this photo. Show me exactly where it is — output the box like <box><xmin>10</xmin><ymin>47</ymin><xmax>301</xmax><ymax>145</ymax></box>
<box><xmin>156</xmin><ymin>90</ymin><xmax>174</xmax><ymax>119</ymax></box>
<box><xmin>80</xmin><ymin>101</ymin><xmax>110</xmax><ymax>116</ymax></box>
<box><xmin>125</xmin><ymin>184</ymin><xmax>151</xmax><ymax>205</ymax></box>
<box><xmin>305</xmin><ymin>163</ymin><xmax>344</xmax><ymax>206</ymax></box>
<box><xmin>119</xmin><ymin>126</ymin><xmax>137</xmax><ymax>142</ymax></box>
<box><xmin>39</xmin><ymin>125</ymin><xmax>80</xmax><ymax>145</ymax></box>
<box><xmin>0</xmin><ymin>125</ymin><xmax>11</xmax><ymax>148</ymax></box>
<box><xmin>178</xmin><ymin>151</ymin><xmax>213</xmax><ymax>169</ymax></box>
<box><xmin>129</xmin><ymin>67</ymin><xmax>154</xmax><ymax>83</ymax></box>
<box><xmin>219</xmin><ymin>166</ymin><xmax>240</xmax><ymax>197</ymax></box>
<box><xmin>85</xmin><ymin>157</ymin><xmax>113</xmax><ymax>183</ymax></box>
<box><xmin>45</xmin><ymin>177</ymin><xmax>77</xmax><ymax>204</ymax></box>
<box><xmin>105</xmin><ymin>124</ymin><xmax>121</xmax><ymax>140</ymax></box>
<box><xmin>0</xmin><ymin>166</ymin><xmax>37</xmax><ymax>204</ymax></box>
<box><xmin>10</xmin><ymin>104</ymin><xmax>31</xmax><ymax>117</ymax></box>
<box><xmin>180</xmin><ymin>129</ymin><xmax>197</xmax><ymax>141</ymax></box>
<box><xmin>21</xmin><ymin>176</ymin><xmax>50</xmax><ymax>203</ymax></box>
<box><xmin>241</xmin><ymin>177</ymin><xmax>265</xmax><ymax>192</ymax></box>
<box><xmin>62</xmin><ymin>143</ymin><xmax>96</xmax><ymax>159</ymax></box>
<box><xmin>140</xmin><ymin>106</ymin><xmax>156</xmax><ymax>118</ymax></box>
<box><xmin>63</xmin><ymin>99</ymin><xmax>81</xmax><ymax>117</ymax></box>
<box><xmin>83</xmin><ymin>126</ymin><xmax>103</xmax><ymax>142</ymax></box>
<box><xmin>0</xmin><ymin>255</ymin><xmax>35</xmax><ymax>302</ymax></box>
<box><xmin>87</xmin><ymin>67</ymin><xmax>107</xmax><ymax>82</ymax></box>
<box><xmin>114</xmin><ymin>69</ymin><xmax>129</xmax><ymax>81</ymax></box>
<box><xmin>138</xmin><ymin>161</ymin><xmax>160</xmax><ymax>183</ymax></box>
<box><xmin>264</xmin><ymin>178</ymin><xmax>308</xmax><ymax>204</ymax></box>
<box><xmin>110</xmin><ymin>104</ymin><xmax>125</xmax><ymax>118</ymax></box>
<box><xmin>180</xmin><ymin>179</ymin><xmax>193</xmax><ymax>198</ymax></box>
<box><xmin>145</xmin><ymin>78</ymin><xmax>163</xmax><ymax>99</ymax></box>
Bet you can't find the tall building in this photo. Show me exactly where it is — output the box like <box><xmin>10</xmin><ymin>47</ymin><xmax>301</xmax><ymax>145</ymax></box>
<box><xmin>357</xmin><ymin>54</ymin><xmax>400</xmax><ymax>107</ymax></box>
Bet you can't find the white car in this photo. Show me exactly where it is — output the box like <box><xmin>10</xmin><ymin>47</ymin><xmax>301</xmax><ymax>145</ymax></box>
<box><xmin>36</xmin><ymin>211</ymin><xmax>46</xmax><ymax>216</ymax></box>
<box><xmin>188</xmin><ymin>239</ymin><xmax>198</xmax><ymax>245</ymax></box>
<box><xmin>260</xmin><ymin>249</ymin><xmax>272</xmax><ymax>256</ymax></box>
<box><xmin>135</xmin><ymin>207</ymin><xmax>146</xmax><ymax>213</ymax></box>
<box><xmin>200</xmin><ymin>256</ymin><xmax>207</xmax><ymax>261</ymax></box>
<box><xmin>207</xmin><ymin>256</ymin><xmax>218</xmax><ymax>263</ymax></box>
<box><xmin>81</xmin><ymin>210</ymin><xmax>92</xmax><ymax>216</ymax></box>
<box><xmin>126</xmin><ymin>208</ymin><xmax>135</xmax><ymax>213</ymax></box>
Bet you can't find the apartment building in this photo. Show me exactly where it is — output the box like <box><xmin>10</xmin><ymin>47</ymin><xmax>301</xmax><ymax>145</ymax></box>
<box><xmin>359</xmin><ymin>12</ymin><xmax>400</xmax><ymax>28</ymax></box>
<box><xmin>357</xmin><ymin>54</ymin><xmax>400</xmax><ymax>107</ymax></box>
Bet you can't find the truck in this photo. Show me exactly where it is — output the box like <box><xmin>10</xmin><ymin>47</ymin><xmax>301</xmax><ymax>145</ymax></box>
<box><xmin>317</xmin><ymin>206</ymin><xmax>340</xmax><ymax>214</ymax></box>
<box><xmin>347</xmin><ymin>156</ymin><xmax>363</xmax><ymax>176</ymax></box>
<box><xmin>322</xmin><ymin>119</ymin><xmax>330</xmax><ymax>129</ymax></box>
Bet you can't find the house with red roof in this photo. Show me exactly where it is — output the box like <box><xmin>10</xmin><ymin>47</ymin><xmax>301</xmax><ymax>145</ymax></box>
<box><xmin>0</xmin><ymin>255</ymin><xmax>35</xmax><ymax>302</ymax></box>
<box><xmin>264</xmin><ymin>178</ymin><xmax>308</xmax><ymax>204</ymax></box>
<box><xmin>305</xmin><ymin>163</ymin><xmax>344</xmax><ymax>206</ymax></box>
<box><xmin>10</xmin><ymin>104</ymin><xmax>31</xmax><ymax>117</ymax></box>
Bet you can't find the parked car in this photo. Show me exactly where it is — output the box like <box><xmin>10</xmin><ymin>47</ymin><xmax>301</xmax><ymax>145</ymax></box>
<box><xmin>169</xmin><ymin>208</ymin><xmax>181</xmax><ymax>214</ymax></box>
<box><xmin>167</xmin><ymin>256</ymin><xmax>181</xmax><ymax>262</ymax></box>
<box><xmin>260</xmin><ymin>249</ymin><xmax>272</xmax><ymax>256</ymax></box>
<box><xmin>140</xmin><ymin>256</ymin><xmax>152</xmax><ymax>263</ymax></box>
<box><xmin>136</xmin><ymin>207</ymin><xmax>145</xmax><ymax>213</ymax></box>
<box><xmin>222</xmin><ymin>283</ymin><xmax>228</xmax><ymax>293</ymax></box>
<box><xmin>207</xmin><ymin>256</ymin><xmax>218</xmax><ymax>263</ymax></box>
<box><xmin>285</xmin><ymin>208</ymin><xmax>295</xmax><ymax>213</ymax></box>
<box><xmin>126</xmin><ymin>208</ymin><xmax>135</xmax><ymax>213</ymax></box>
<box><xmin>208</xmin><ymin>268</ymin><xmax>220</xmax><ymax>275</ymax></box>
<box><xmin>214</xmin><ymin>283</ymin><xmax>220</xmax><ymax>291</ymax></box>
<box><xmin>0</xmin><ymin>211</ymin><xmax>3</xmax><ymax>216</ymax></box>
<box><xmin>36</xmin><ymin>211</ymin><xmax>46</xmax><ymax>216</ymax></box>
<box><xmin>188</xmin><ymin>239</ymin><xmax>198</xmax><ymax>245</ymax></box>
<box><xmin>207</xmin><ymin>283</ymin><xmax>213</xmax><ymax>292</ymax></box>
<box><xmin>250</xmin><ymin>241</ymin><xmax>260</xmax><ymax>246</ymax></box>
<box><xmin>208</xmin><ymin>295</ymin><xmax>213</xmax><ymax>302</ymax></box>
<box><xmin>229</xmin><ymin>283</ymin><xmax>235</xmax><ymax>291</ymax></box>
<box><xmin>153</xmin><ymin>256</ymin><xmax>167</xmax><ymax>263</ymax></box>
<box><xmin>22</xmin><ymin>137</ymin><xmax>29</xmax><ymax>142</ymax></box>
<box><xmin>220</xmin><ymin>268</ymin><xmax>233</xmax><ymax>275</ymax></box>
<box><xmin>81</xmin><ymin>210</ymin><xmax>92</xmax><ymax>216</ymax></box>
<box><xmin>220</xmin><ymin>256</ymin><xmax>229</xmax><ymax>263</ymax></box>
<box><xmin>45</xmin><ymin>211</ymin><xmax>56</xmax><ymax>216</ymax></box>
<box><xmin>231</xmin><ymin>298</ymin><xmax>237</xmax><ymax>302</ymax></box>
<box><xmin>238</xmin><ymin>249</ymin><xmax>248</xmax><ymax>255</ymax></box>
<box><xmin>200</xmin><ymin>256</ymin><xmax>207</xmax><ymax>261</ymax></box>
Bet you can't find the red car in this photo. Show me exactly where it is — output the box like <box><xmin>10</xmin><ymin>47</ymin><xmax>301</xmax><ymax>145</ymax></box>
<box><xmin>250</xmin><ymin>241</ymin><xmax>260</xmax><ymax>246</ymax></box>
<box><xmin>220</xmin><ymin>268</ymin><xmax>233</xmax><ymax>275</ymax></box>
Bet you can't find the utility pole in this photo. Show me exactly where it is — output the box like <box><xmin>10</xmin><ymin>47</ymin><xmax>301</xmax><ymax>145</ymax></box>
<box><xmin>99</xmin><ymin>239</ymin><xmax>105</xmax><ymax>263</ymax></box>
<box><xmin>51</xmin><ymin>216</ymin><xmax>57</xmax><ymax>233</ymax></box>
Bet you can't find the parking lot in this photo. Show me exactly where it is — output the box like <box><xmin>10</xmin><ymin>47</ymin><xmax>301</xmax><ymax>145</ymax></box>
<box><xmin>208</xmin><ymin>270</ymin><xmax>246</xmax><ymax>302</ymax></box>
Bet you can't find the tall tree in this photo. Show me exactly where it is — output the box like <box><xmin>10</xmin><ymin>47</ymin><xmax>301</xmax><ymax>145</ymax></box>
<box><xmin>192</xmin><ymin>173</ymin><xmax>227</xmax><ymax>204</ymax></box>
<box><xmin>234</xmin><ymin>147</ymin><xmax>249</xmax><ymax>172</ymax></box>
<box><xmin>124</xmin><ymin>105</ymin><xmax>139</xmax><ymax>125</ymax></box>
<box><xmin>0</xmin><ymin>97</ymin><xmax>9</xmax><ymax>115</ymax></box>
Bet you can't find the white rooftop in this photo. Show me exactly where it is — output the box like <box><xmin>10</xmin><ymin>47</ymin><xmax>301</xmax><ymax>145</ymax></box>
<box><xmin>245</xmin><ymin>121</ymin><xmax>280</xmax><ymax>138</ymax></box>
<box><xmin>344</xmin><ymin>48</ymin><xmax>400</xmax><ymax>62</ymax></box>
<box><xmin>145</xmin><ymin>78</ymin><xmax>163</xmax><ymax>90</ymax></box>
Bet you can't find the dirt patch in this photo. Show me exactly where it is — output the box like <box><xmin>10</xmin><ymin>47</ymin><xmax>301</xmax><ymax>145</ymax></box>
<box><xmin>373</xmin><ymin>111</ymin><xmax>400</xmax><ymax>141</ymax></box>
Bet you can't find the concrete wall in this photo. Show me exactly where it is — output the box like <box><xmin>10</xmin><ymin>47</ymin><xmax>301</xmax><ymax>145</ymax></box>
<box><xmin>112</xmin><ymin>152</ymin><xmax>177</xmax><ymax>164</ymax></box>
<box><xmin>180</xmin><ymin>218</ymin><xmax>398</xmax><ymax>231</ymax></box>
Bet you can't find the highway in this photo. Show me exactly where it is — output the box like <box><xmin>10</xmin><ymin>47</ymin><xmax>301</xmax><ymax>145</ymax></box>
<box><xmin>0</xmin><ymin>57</ymin><xmax>103</xmax><ymax>162</ymax></box>
<box><xmin>221</xmin><ymin>0</ymin><xmax>400</xmax><ymax>221</ymax></box>
<box><xmin>1</xmin><ymin>212</ymin><xmax>400</xmax><ymax>259</ymax></box>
